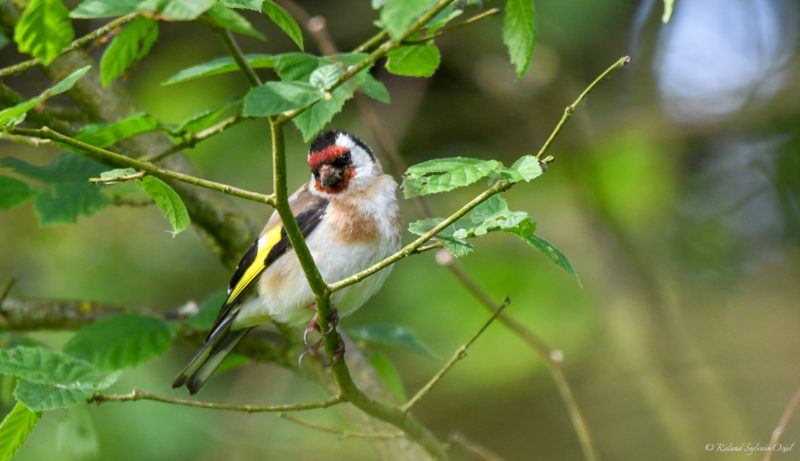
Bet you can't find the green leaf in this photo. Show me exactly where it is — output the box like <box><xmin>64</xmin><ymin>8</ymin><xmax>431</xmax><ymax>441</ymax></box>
<box><xmin>135</xmin><ymin>0</ymin><xmax>216</xmax><ymax>21</ymax></box>
<box><xmin>662</xmin><ymin>0</ymin><xmax>675</xmax><ymax>23</ymax></box>
<box><xmin>423</xmin><ymin>4</ymin><xmax>462</xmax><ymax>33</ymax></box>
<box><xmin>262</xmin><ymin>0</ymin><xmax>304</xmax><ymax>50</ymax></box>
<box><xmin>0</xmin><ymin>66</ymin><xmax>90</xmax><ymax>127</ymax></box>
<box><xmin>408</xmin><ymin>217</ymin><xmax>474</xmax><ymax>257</ymax></box>
<box><xmin>76</xmin><ymin>112</ymin><xmax>161</xmax><ymax>147</ymax></box>
<box><xmin>503</xmin><ymin>0</ymin><xmax>537</xmax><ymax>79</ymax></box>
<box><xmin>173</xmin><ymin>99</ymin><xmax>241</xmax><ymax>137</ymax></box>
<box><xmin>184</xmin><ymin>290</ymin><xmax>227</xmax><ymax>330</ymax></box>
<box><xmin>100</xmin><ymin>16</ymin><xmax>159</xmax><ymax>87</ymax></box>
<box><xmin>139</xmin><ymin>176</ymin><xmax>190</xmax><ymax>234</ymax></box>
<box><xmin>163</xmin><ymin>54</ymin><xmax>276</xmax><ymax>85</ymax></box>
<box><xmin>359</xmin><ymin>74</ymin><xmax>390</xmax><ymax>103</ymax></box>
<box><xmin>14</xmin><ymin>0</ymin><xmax>75</xmax><ymax>65</ymax></box>
<box><xmin>221</xmin><ymin>0</ymin><xmax>263</xmax><ymax>10</ymax></box>
<box><xmin>519</xmin><ymin>233</ymin><xmax>582</xmax><ymax>286</ymax></box>
<box><xmin>0</xmin><ymin>347</ymin><xmax>119</xmax><ymax>411</ymax></box>
<box><xmin>63</xmin><ymin>314</ymin><xmax>174</xmax><ymax>371</ymax></box>
<box><xmin>71</xmin><ymin>0</ymin><xmax>140</xmax><ymax>18</ymax></box>
<box><xmin>500</xmin><ymin>155</ymin><xmax>542</xmax><ymax>182</ymax></box>
<box><xmin>380</xmin><ymin>0</ymin><xmax>435</xmax><ymax>40</ymax></box>
<box><xmin>347</xmin><ymin>323</ymin><xmax>437</xmax><ymax>359</ymax></box>
<box><xmin>274</xmin><ymin>53</ymin><xmax>322</xmax><ymax>80</ymax></box>
<box><xmin>0</xmin><ymin>402</ymin><xmax>40</xmax><ymax>461</ymax></box>
<box><xmin>309</xmin><ymin>63</ymin><xmax>344</xmax><ymax>90</ymax></box>
<box><xmin>207</xmin><ymin>4</ymin><xmax>265</xmax><ymax>40</ymax></box>
<box><xmin>242</xmin><ymin>81</ymin><xmax>322</xmax><ymax>117</ymax></box>
<box><xmin>367</xmin><ymin>352</ymin><xmax>407</xmax><ymax>403</ymax></box>
<box><xmin>292</xmin><ymin>83</ymin><xmax>350</xmax><ymax>142</ymax></box>
<box><xmin>99</xmin><ymin>168</ymin><xmax>138</xmax><ymax>182</ymax></box>
<box><xmin>0</xmin><ymin>176</ymin><xmax>36</xmax><ymax>210</ymax></box>
<box><xmin>1</xmin><ymin>153</ymin><xmax>110</xmax><ymax>225</ymax></box>
<box><xmin>403</xmin><ymin>157</ymin><xmax>502</xmax><ymax>198</ymax></box>
<box><xmin>385</xmin><ymin>42</ymin><xmax>441</xmax><ymax>77</ymax></box>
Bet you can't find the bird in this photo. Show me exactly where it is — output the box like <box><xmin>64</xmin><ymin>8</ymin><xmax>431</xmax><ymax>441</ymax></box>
<box><xmin>172</xmin><ymin>130</ymin><xmax>402</xmax><ymax>394</ymax></box>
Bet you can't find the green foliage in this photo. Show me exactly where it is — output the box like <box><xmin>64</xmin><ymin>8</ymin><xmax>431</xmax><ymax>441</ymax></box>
<box><xmin>172</xmin><ymin>99</ymin><xmax>241</xmax><ymax>137</ymax></box>
<box><xmin>221</xmin><ymin>0</ymin><xmax>263</xmax><ymax>10</ymax></box>
<box><xmin>76</xmin><ymin>112</ymin><xmax>161</xmax><ymax>147</ymax></box>
<box><xmin>242</xmin><ymin>81</ymin><xmax>323</xmax><ymax>117</ymax></box>
<box><xmin>99</xmin><ymin>167</ymin><xmax>138</xmax><ymax>182</ymax></box>
<box><xmin>72</xmin><ymin>0</ymin><xmax>214</xmax><ymax>20</ymax></box>
<box><xmin>13</xmin><ymin>0</ymin><xmax>74</xmax><ymax>65</ymax></box>
<box><xmin>62</xmin><ymin>314</ymin><xmax>175</xmax><ymax>371</ymax></box>
<box><xmin>380</xmin><ymin>0</ymin><xmax>436</xmax><ymax>40</ymax></box>
<box><xmin>100</xmin><ymin>16</ymin><xmax>159</xmax><ymax>87</ymax></box>
<box><xmin>139</xmin><ymin>176</ymin><xmax>191</xmax><ymax>234</ymax></box>
<box><xmin>262</xmin><ymin>0</ymin><xmax>304</xmax><ymax>50</ymax></box>
<box><xmin>309</xmin><ymin>64</ymin><xmax>344</xmax><ymax>90</ymax></box>
<box><xmin>386</xmin><ymin>42</ymin><xmax>441</xmax><ymax>77</ymax></box>
<box><xmin>0</xmin><ymin>176</ymin><xmax>36</xmax><ymax>210</ymax></box>
<box><xmin>71</xmin><ymin>0</ymin><xmax>141</xmax><ymax>18</ymax></box>
<box><xmin>404</xmin><ymin>157</ymin><xmax>503</xmax><ymax>198</ymax></box>
<box><xmin>423</xmin><ymin>4</ymin><xmax>462</xmax><ymax>32</ymax></box>
<box><xmin>503</xmin><ymin>0</ymin><xmax>537</xmax><ymax>79</ymax></box>
<box><xmin>163</xmin><ymin>54</ymin><xmax>276</xmax><ymax>85</ymax></box>
<box><xmin>367</xmin><ymin>352</ymin><xmax>407</xmax><ymax>403</ymax></box>
<box><xmin>0</xmin><ymin>347</ymin><xmax>119</xmax><ymax>411</ymax></box>
<box><xmin>0</xmin><ymin>153</ymin><xmax>110</xmax><ymax>226</ymax></box>
<box><xmin>347</xmin><ymin>323</ymin><xmax>437</xmax><ymax>359</ymax></box>
<box><xmin>0</xmin><ymin>402</ymin><xmax>40</xmax><ymax>461</ymax></box>
<box><xmin>0</xmin><ymin>66</ymin><xmax>90</xmax><ymax>127</ymax></box>
<box><xmin>207</xmin><ymin>4</ymin><xmax>265</xmax><ymax>40</ymax></box>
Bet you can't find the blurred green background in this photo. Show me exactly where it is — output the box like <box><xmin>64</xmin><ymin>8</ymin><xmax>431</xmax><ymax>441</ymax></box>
<box><xmin>2</xmin><ymin>0</ymin><xmax>800</xmax><ymax>460</ymax></box>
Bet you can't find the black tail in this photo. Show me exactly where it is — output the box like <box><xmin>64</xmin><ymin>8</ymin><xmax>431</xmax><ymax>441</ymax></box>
<box><xmin>172</xmin><ymin>318</ymin><xmax>252</xmax><ymax>394</ymax></box>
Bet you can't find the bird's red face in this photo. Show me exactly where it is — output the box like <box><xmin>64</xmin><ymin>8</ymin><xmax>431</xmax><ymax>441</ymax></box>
<box><xmin>308</xmin><ymin>145</ymin><xmax>355</xmax><ymax>194</ymax></box>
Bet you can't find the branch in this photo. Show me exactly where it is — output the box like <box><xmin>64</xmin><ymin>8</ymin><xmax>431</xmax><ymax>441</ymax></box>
<box><xmin>11</xmin><ymin>127</ymin><xmax>275</xmax><ymax>206</ymax></box>
<box><xmin>402</xmin><ymin>298</ymin><xmax>509</xmax><ymax>412</ymax></box>
<box><xmin>536</xmin><ymin>56</ymin><xmax>631</xmax><ymax>160</ymax></box>
<box><xmin>216</xmin><ymin>28</ymin><xmax>262</xmax><ymax>86</ymax></box>
<box><xmin>403</xmin><ymin>8</ymin><xmax>502</xmax><ymax>45</ymax></box>
<box><xmin>277</xmin><ymin>412</ymin><xmax>404</xmax><ymax>439</ymax></box>
<box><xmin>763</xmin><ymin>386</ymin><xmax>800</xmax><ymax>461</ymax></box>
<box><xmin>448</xmin><ymin>431</ymin><xmax>507</xmax><ymax>461</ymax></box>
<box><xmin>90</xmin><ymin>389</ymin><xmax>342</xmax><ymax>413</ymax></box>
<box><xmin>0</xmin><ymin>13</ymin><xmax>138</xmax><ymax>78</ymax></box>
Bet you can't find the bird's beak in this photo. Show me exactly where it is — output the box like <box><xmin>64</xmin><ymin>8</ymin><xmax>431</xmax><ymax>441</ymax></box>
<box><xmin>319</xmin><ymin>164</ymin><xmax>344</xmax><ymax>188</ymax></box>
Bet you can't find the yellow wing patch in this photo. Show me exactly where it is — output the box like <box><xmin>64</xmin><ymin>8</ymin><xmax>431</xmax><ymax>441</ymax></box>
<box><xmin>226</xmin><ymin>225</ymin><xmax>283</xmax><ymax>304</ymax></box>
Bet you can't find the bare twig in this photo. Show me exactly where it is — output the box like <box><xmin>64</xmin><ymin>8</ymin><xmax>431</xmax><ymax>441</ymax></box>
<box><xmin>277</xmin><ymin>412</ymin><xmax>405</xmax><ymax>439</ymax></box>
<box><xmin>448</xmin><ymin>431</ymin><xmax>507</xmax><ymax>461</ymax></box>
<box><xmin>90</xmin><ymin>389</ymin><xmax>342</xmax><ymax>413</ymax></box>
<box><xmin>763</xmin><ymin>386</ymin><xmax>800</xmax><ymax>461</ymax></box>
<box><xmin>402</xmin><ymin>297</ymin><xmax>509</xmax><ymax>412</ymax></box>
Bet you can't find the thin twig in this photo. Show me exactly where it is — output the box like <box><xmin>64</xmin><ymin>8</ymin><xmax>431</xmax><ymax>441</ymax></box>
<box><xmin>89</xmin><ymin>389</ymin><xmax>342</xmax><ymax>413</ymax></box>
<box><xmin>763</xmin><ymin>386</ymin><xmax>800</xmax><ymax>461</ymax></box>
<box><xmin>448</xmin><ymin>431</ymin><xmax>507</xmax><ymax>461</ymax></box>
<box><xmin>89</xmin><ymin>172</ymin><xmax>144</xmax><ymax>183</ymax></box>
<box><xmin>0</xmin><ymin>132</ymin><xmax>53</xmax><ymax>147</ymax></box>
<box><xmin>404</xmin><ymin>8</ymin><xmax>502</xmax><ymax>45</ymax></box>
<box><xmin>0</xmin><ymin>14</ymin><xmax>138</xmax><ymax>78</ymax></box>
<box><xmin>277</xmin><ymin>412</ymin><xmax>405</xmax><ymax>439</ymax></box>
<box><xmin>402</xmin><ymin>297</ymin><xmax>509</xmax><ymax>413</ymax></box>
<box><xmin>11</xmin><ymin>127</ymin><xmax>275</xmax><ymax>206</ymax></box>
<box><xmin>0</xmin><ymin>277</ymin><xmax>16</xmax><ymax>307</ymax></box>
<box><xmin>216</xmin><ymin>28</ymin><xmax>262</xmax><ymax>87</ymax></box>
<box><xmin>536</xmin><ymin>56</ymin><xmax>631</xmax><ymax>160</ymax></box>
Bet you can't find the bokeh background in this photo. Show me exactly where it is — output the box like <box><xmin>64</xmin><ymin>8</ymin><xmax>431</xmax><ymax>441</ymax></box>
<box><xmin>2</xmin><ymin>0</ymin><xmax>800</xmax><ymax>459</ymax></box>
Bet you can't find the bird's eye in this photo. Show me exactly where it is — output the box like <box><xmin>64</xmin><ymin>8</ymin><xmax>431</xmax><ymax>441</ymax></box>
<box><xmin>333</xmin><ymin>152</ymin><xmax>351</xmax><ymax>168</ymax></box>
<box><xmin>341</xmin><ymin>152</ymin><xmax>351</xmax><ymax>163</ymax></box>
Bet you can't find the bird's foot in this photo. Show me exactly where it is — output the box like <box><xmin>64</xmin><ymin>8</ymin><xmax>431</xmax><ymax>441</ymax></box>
<box><xmin>298</xmin><ymin>338</ymin><xmax>324</xmax><ymax>366</ymax></box>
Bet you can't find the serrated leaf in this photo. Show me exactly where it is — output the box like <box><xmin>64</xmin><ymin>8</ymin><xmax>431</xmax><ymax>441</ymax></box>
<box><xmin>274</xmin><ymin>53</ymin><xmax>322</xmax><ymax>80</ymax></box>
<box><xmin>262</xmin><ymin>0</ymin><xmax>304</xmax><ymax>50</ymax></box>
<box><xmin>423</xmin><ymin>4</ymin><xmax>462</xmax><ymax>33</ymax></box>
<box><xmin>1</xmin><ymin>153</ymin><xmax>103</xmax><ymax>184</ymax></box>
<box><xmin>173</xmin><ymin>99</ymin><xmax>241</xmax><ymax>137</ymax></box>
<box><xmin>139</xmin><ymin>176</ymin><xmax>190</xmax><ymax>234</ymax></box>
<box><xmin>184</xmin><ymin>290</ymin><xmax>227</xmax><ymax>330</ymax></box>
<box><xmin>404</xmin><ymin>157</ymin><xmax>502</xmax><ymax>198</ymax></box>
<box><xmin>367</xmin><ymin>352</ymin><xmax>407</xmax><ymax>403</ymax></box>
<box><xmin>76</xmin><ymin>112</ymin><xmax>161</xmax><ymax>147</ymax></box>
<box><xmin>136</xmin><ymin>0</ymin><xmax>216</xmax><ymax>21</ymax></box>
<box><xmin>386</xmin><ymin>42</ymin><xmax>441</xmax><ymax>77</ymax></box>
<box><xmin>242</xmin><ymin>81</ymin><xmax>322</xmax><ymax>117</ymax></box>
<box><xmin>221</xmin><ymin>0</ymin><xmax>263</xmax><ymax>10</ymax></box>
<box><xmin>0</xmin><ymin>176</ymin><xmax>36</xmax><ymax>210</ymax></box>
<box><xmin>0</xmin><ymin>347</ymin><xmax>119</xmax><ymax>409</ymax></box>
<box><xmin>500</xmin><ymin>155</ymin><xmax>542</xmax><ymax>182</ymax></box>
<box><xmin>0</xmin><ymin>402</ymin><xmax>40</xmax><ymax>461</ymax></box>
<box><xmin>408</xmin><ymin>217</ymin><xmax>474</xmax><ymax>257</ymax></box>
<box><xmin>63</xmin><ymin>313</ymin><xmax>174</xmax><ymax>371</ymax></box>
<box><xmin>518</xmin><ymin>233</ymin><xmax>582</xmax><ymax>286</ymax></box>
<box><xmin>14</xmin><ymin>0</ymin><xmax>74</xmax><ymax>65</ymax></box>
<box><xmin>71</xmin><ymin>0</ymin><xmax>140</xmax><ymax>18</ymax></box>
<box><xmin>0</xmin><ymin>66</ymin><xmax>90</xmax><ymax>127</ymax></box>
<box><xmin>207</xmin><ymin>3</ymin><xmax>265</xmax><ymax>40</ymax></box>
<box><xmin>309</xmin><ymin>63</ymin><xmax>344</xmax><ymax>90</ymax></box>
<box><xmin>163</xmin><ymin>54</ymin><xmax>276</xmax><ymax>85</ymax></box>
<box><xmin>359</xmin><ymin>74</ymin><xmax>390</xmax><ymax>103</ymax></box>
<box><xmin>100</xmin><ymin>16</ymin><xmax>158</xmax><ymax>87</ymax></box>
<box><xmin>347</xmin><ymin>323</ymin><xmax>437</xmax><ymax>359</ymax></box>
<box><xmin>55</xmin><ymin>406</ymin><xmax>99</xmax><ymax>460</ymax></box>
<box><xmin>380</xmin><ymin>0</ymin><xmax>436</xmax><ymax>39</ymax></box>
<box><xmin>503</xmin><ymin>0</ymin><xmax>537</xmax><ymax>79</ymax></box>
<box><xmin>292</xmin><ymin>84</ymin><xmax>350</xmax><ymax>142</ymax></box>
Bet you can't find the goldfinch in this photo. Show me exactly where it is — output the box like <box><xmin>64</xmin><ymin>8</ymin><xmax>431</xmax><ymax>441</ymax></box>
<box><xmin>173</xmin><ymin>130</ymin><xmax>402</xmax><ymax>394</ymax></box>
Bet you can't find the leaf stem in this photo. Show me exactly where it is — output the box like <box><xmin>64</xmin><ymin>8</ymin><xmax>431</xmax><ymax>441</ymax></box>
<box><xmin>536</xmin><ymin>56</ymin><xmax>630</xmax><ymax>160</ymax></box>
<box><xmin>89</xmin><ymin>389</ymin><xmax>342</xmax><ymax>413</ymax></box>
<box><xmin>402</xmin><ymin>298</ymin><xmax>509</xmax><ymax>413</ymax></box>
<box><xmin>0</xmin><ymin>13</ymin><xmax>138</xmax><ymax>78</ymax></box>
<box><xmin>11</xmin><ymin>127</ymin><xmax>275</xmax><ymax>205</ymax></box>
